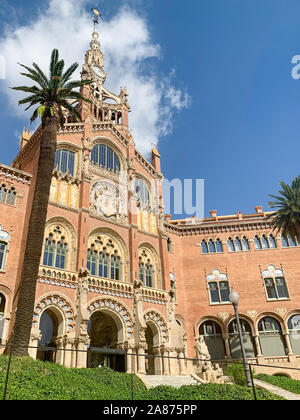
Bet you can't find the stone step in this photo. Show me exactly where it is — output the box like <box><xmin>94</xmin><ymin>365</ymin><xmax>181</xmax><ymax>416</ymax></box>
<box><xmin>142</xmin><ymin>375</ymin><xmax>199</xmax><ymax>389</ymax></box>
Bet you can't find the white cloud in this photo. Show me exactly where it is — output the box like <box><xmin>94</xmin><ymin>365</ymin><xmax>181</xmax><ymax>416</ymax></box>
<box><xmin>0</xmin><ymin>0</ymin><xmax>190</xmax><ymax>155</ymax></box>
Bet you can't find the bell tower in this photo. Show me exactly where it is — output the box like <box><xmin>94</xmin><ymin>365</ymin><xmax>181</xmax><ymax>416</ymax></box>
<box><xmin>80</xmin><ymin>21</ymin><xmax>130</xmax><ymax>129</ymax></box>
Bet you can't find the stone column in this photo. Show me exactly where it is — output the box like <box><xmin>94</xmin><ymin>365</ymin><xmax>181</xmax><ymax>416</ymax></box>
<box><xmin>283</xmin><ymin>333</ymin><xmax>294</xmax><ymax>356</ymax></box>
<box><xmin>125</xmin><ymin>343</ymin><xmax>135</xmax><ymax>374</ymax></box>
<box><xmin>63</xmin><ymin>338</ymin><xmax>74</xmax><ymax>368</ymax></box>
<box><xmin>153</xmin><ymin>347</ymin><xmax>163</xmax><ymax>375</ymax></box>
<box><xmin>168</xmin><ymin>347</ymin><xmax>177</xmax><ymax>375</ymax></box>
<box><xmin>223</xmin><ymin>333</ymin><xmax>231</xmax><ymax>359</ymax></box>
<box><xmin>76</xmin><ymin>338</ymin><xmax>89</xmax><ymax>368</ymax></box>
<box><xmin>137</xmin><ymin>345</ymin><xmax>146</xmax><ymax>375</ymax></box>
<box><xmin>253</xmin><ymin>335</ymin><xmax>262</xmax><ymax>357</ymax></box>
<box><xmin>55</xmin><ymin>338</ymin><xmax>64</xmax><ymax>365</ymax></box>
<box><xmin>161</xmin><ymin>346</ymin><xmax>170</xmax><ymax>375</ymax></box>
<box><xmin>28</xmin><ymin>329</ymin><xmax>41</xmax><ymax>360</ymax></box>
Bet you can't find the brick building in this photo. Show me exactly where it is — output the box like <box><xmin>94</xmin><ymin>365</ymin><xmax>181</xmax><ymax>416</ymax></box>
<box><xmin>0</xmin><ymin>29</ymin><xmax>300</xmax><ymax>378</ymax></box>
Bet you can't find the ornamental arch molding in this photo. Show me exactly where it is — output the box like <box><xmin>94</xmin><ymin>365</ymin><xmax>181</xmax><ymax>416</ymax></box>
<box><xmin>87</xmin><ymin>297</ymin><xmax>134</xmax><ymax>342</ymax></box>
<box><xmin>256</xmin><ymin>312</ymin><xmax>286</xmax><ymax>334</ymax></box>
<box><xmin>90</xmin><ymin>136</ymin><xmax>127</xmax><ymax>172</ymax></box>
<box><xmin>226</xmin><ymin>314</ymin><xmax>256</xmax><ymax>335</ymax></box>
<box><xmin>138</xmin><ymin>243</ymin><xmax>162</xmax><ymax>290</ymax></box>
<box><xmin>195</xmin><ymin>316</ymin><xmax>226</xmax><ymax>337</ymax></box>
<box><xmin>143</xmin><ymin>310</ymin><xmax>169</xmax><ymax>345</ymax></box>
<box><xmin>32</xmin><ymin>293</ymin><xmax>76</xmax><ymax>335</ymax></box>
<box><xmin>43</xmin><ymin>217</ymin><xmax>78</xmax><ymax>271</ymax></box>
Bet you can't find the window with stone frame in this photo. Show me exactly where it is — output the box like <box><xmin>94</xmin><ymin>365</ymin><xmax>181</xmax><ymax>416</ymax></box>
<box><xmin>206</xmin><ymin>270</ymin><xmax>230</xmax><ymax>304</ymax></box>
<box><xmin>201</xmin><ymin>238</ymin><xmax>223</xmax><ymax>254</ymax></box>
<box><xmin>0</xmin><ymin>242</ymin><xmax>7</xmax><ymax>271</ymax></box>
<box><xmin>262</xmin><ymin>265</ymin><xmax>289</xmax><ymax>300</ymax></box>
<box><xmin>228</xmin><ymin>236</ymin><xmax>250</xmax><ymax>252</ymax></box>
<box><xmin>91</xmin><ymin>144</ymin><xmax>121</xmax><ymax>174</ymax></box>
<box><xmin>0</xmin><ymin>184</ymin><xmax>6</xmax><ymax>203</ymax></box>
<box><xmin>42</xmin><ymin>227</ymin><xmax>68</xmax><ymax>270</ymax></box>
<box><xmin>54</xmin><ymin>149</ymin><xmax>76</xmax><ymax>177</ymax></box>
<box><xmin>138</xmin><ymin>247</ymin><xmax>160</xmax><ymax>289</ymax></box>
<box><xmin>87</xmin><ymin>235</ymin><xmax>122</xmax><ymax>281</ymax></box>
<box><xmin>282</xmin><ymin>235</ymin><xmax>300</xmax><ymax>248</ymax></box>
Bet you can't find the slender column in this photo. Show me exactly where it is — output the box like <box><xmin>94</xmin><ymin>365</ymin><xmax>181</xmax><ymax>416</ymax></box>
<box><xmin>162</xmin><ymin>349</ymin><xmax>169</xmax><ymax>375</ymax></box>
<box><xmin>253</xmin><ymin>335</ymin><xmax>262</xmax><ymax>357</ymax></box>
<box><xmin>63</xmin><ymin>338</ymin><xmax>74</xmax><ymax>368</ymax></box>
<box><xmin>1</xmin><ymin>318</ymin><xmax>10</xmax><ymax>345</ymax></box>
<box><xmin>55</xmin><ymin>338</ymin><xmax>64</xmax><ymax>365</ymax></box>
<box><xmin>223</xmin><ymin>333</ymin><xmax>231</xmax><ymax>359</ymax></box>
<box><xmin>76</xmin><ymin>338</ymin><xmax>89</xmax><ymax>368</ymax></box>
<box><xmin>28</xmin><ymin>329</ymin><xmax>41</xmax><ymax>359</ymax></box>
<box><xmin>153</xmin><ymin>347</ymin><xmax>163</xmax><ymax>375</ymax></box>
<box><xmin>137</xmin><ymin>346</ymin><xmax>146</xmax><ymax>374</ymax></box>
<box><xmin>283</xmin><ymin>333</ymin><xmax>294</xmax><ymax>356</ymax></box>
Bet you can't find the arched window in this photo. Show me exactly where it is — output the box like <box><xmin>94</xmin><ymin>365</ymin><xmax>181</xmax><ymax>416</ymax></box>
<box><xmin>262</xmin><ymin>265</ymin><xmax>289</xmax><ymax>300</ymax></box>
<box><xmin>258</xmin><ymin>317</ymin><xmax>286</xmax><ymax>357</ymax></box>
<box><xmin>199</xmin><ymin>321</ymin><xmax>225</xmax><ymax>360</ymax></box>
<box><xmin>208</xmin><ymin>239</ymin><xmax>216</xmax><ymax>253</ymax></box>
<box><xmin>261</xmin><ymin>235</ymin><xmax>269</xmax><ymax>249</ymax></box>
<box><xmin>269</xmin><ymin>235</ymin><xmax>277</xmax><ymax>249</ymax></box>
<box><xmin>42</xmin><ymin>229</ymin><xmax>68</xmax><ymax>270</ymax></box>
<box><xmin>288</xmin><ymin>315</ymin><xmax>300</xmax><ymax>355</ymax></box>
<box><xmin>167</xmin><ymin>238</ymin><xmax>172</xmax><ymax>253</ymax></box>
<box><xmin>135</xmin><ymin>178</ymin><xmax>150</xmax><ymax>206</ymax></box>
<box><xmin>6</xmin><ymin>188</ymin><xmax>16</xmax><ymax>205</ymax></box>
<box><xmin>91</xmin><ymin>144</ymin><xmax>120</xmax><ymax>174</ymax></box>
<box><xmin>0</xmin><ymin>242</ymin><xmax>7</xmax><ymax>271</ymax></box>
<box><xmin>0</xmin><ymin>185</ymin><xmax>6</xmax><ymax>203</ymax></box>
<box><xmin>254</xmin><ymin>236</ymin><xmax>262</xmax><ymax>250</ymax></box>
<box><xmin>227</xmin><ymin>238</ymin><xmax>235</xmax><ymax>252</ymax></box>
<box><xmin>54</xmin><ymin>149</ymin><xmax>75</xmax><ymax>176</ymax></box>
<box><xmin>242</xmin><ymin>236</ymin><xmax>250</xmax><ymax>251</ymax></box>
<box><xmin>228</xmin><ymin>319</ymin><xmax>255</xmax><ymax>358</ymax></box>
<box><xmin>138</xmin><ymin>247</ymin><xmax>160</xmax><ymax>289</ymax></box>
<box><xmin>0</xmin><ymin>293</ymin><xmax>6</xmax><ymax>344</ymax></box>
<box><xmin>207</xmin><ymin>270</ymin><xmax>230</xmax><ymax>304</ymax></box>
<box><xmin>87</xmin><ymin>235</ymin><xmax>122</xmax><ymax>281</ymax></box>
<box><xmin>201</xmin><ymin>240</ymin><xmax>208</xmax><ymax>254</ymax></box>
<box><xmin>216</xmin><ymin>239</ymin><xmax>223</xmax><ymax>253</ymax></box>
<box><xmin>235</xmin><ymin>237</ymin><xmax>242</xmax><ymax>252</ymax></box>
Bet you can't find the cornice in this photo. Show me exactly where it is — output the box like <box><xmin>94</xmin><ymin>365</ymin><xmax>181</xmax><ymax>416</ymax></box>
<box><xmin>0</xmin><ymin>164</ymin><xmax>32</xmax><ymax>185</ymax></box>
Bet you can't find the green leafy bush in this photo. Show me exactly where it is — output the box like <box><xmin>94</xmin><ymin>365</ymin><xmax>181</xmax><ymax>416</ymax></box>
<box><xmin>256</xmin><ymin>374</ymin><xmax>300</xmax><ymax>395</ymax></box>
<box><xmin>224</xmin><ymin>363</ymin><xmax>248</xmax><ymax>386</ymax></box>
<box><xmin>0</xmin><ymin>356</ymin><xmax>283</xmax><ymax>400</ymax></box>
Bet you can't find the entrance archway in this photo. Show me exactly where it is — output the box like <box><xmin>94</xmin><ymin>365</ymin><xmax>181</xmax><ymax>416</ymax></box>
<box><xmin>145</xmin><ymin>320</ymin><xmax>161</xmax><ymax>375</ymax></box>
<box><xmin>37</xmin><ymin>308</ymin><xmax>63</xmax><ymax>362</ymax></box>
<box><xmin>88</xmin><ymin>311</ymin><xmax>125</xmax><ymax>372</ymax></box>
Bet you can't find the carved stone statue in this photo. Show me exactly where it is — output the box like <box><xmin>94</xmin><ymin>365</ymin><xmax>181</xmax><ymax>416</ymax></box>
<box><xmin>195</xmin><ymin>335</ymin><xmax>210</xmax><ymax>365</ymax></box>
<box><xmin>195</xmin><ymin>336</ymin><xmax>225</xmax><ymax>384</ymax></box>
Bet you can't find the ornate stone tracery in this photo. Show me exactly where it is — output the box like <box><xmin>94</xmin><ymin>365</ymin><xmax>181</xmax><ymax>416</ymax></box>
<box><xmin>144</xmin><ymin>310</ymin><xmax>169</xmax><ymax>344</ymax></box>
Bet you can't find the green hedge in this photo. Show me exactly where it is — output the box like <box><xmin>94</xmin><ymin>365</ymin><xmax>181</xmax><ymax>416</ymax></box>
<box><xmin>0</xmin><ymin>356</ymin><xmax>283</xmax><ymax>400</ymax></box>
<box><xmin>256</xmin><ymin>374</ymin><xmax>300</xmax><ymax>395</ymax></box>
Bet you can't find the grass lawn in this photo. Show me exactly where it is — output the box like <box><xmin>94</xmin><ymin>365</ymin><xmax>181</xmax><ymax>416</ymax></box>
<box><xmin>0</xmin><ymin>356</ymin><xmax>284</xmax><ymax>400</ymax></box>
<box><xmin>255</xmin><ymin>374</ymin><xmax>300</xmax><ymax>395</ymax></box>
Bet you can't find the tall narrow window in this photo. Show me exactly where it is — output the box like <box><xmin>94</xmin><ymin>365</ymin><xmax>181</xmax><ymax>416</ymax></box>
<box><xmin>111</xmin><ymin>254</ymin><xmax>121</xmax><ymax>281</ymax></box>
<box><xmin>55</xmin><ymin>240</ymin><xmax>67</xmax><ymax>269</ymax></box>
<box><xmin>208</xmin><ymin>282</ymin><xmax>220</xmax><ymax>304</ymax></box>
<box><xmin>201</xmin><ymin>240</ymin><xmax>208</xmax><ymax>254</ymax></box>
<box><xmin>54</xmin><ymin>149</ymin><xmax>75</xmax><ymax>176</ymax></box>
<box><xmin>0</xmin><ymin>242</ymin><xmax>7</xmax><ymax>270</ymax></box>
<box><xmin>282</xmin><ymin>236</ymin><xmax>289</xmax><ymax>248</ymax></box>
<box><xmin>43</xmin><ymin>236</ymin><xmax>55</xmax><ymax>267</ymax></box>
<box><xmin>139</xmin><ymin>260</ymin><xmax>144</xmax><ymax>282</ymax></box>
<box><xmin>227</xmin><ymin>238</ymin><xmax>235</xmax><ymax>252</ymax></box>
<box><xmin>145</xmin><ymin>264</ymin><xmax>153</xmax><ymax>288</ymax></box>
<box><xmin>0</xmin><ymin>185</ymin><xmax>6</xmax><ymax>203</ymax></box>
<box><xmin>254</xmin><ymin>236</ymin><xmax>262</xmax><ymax>250</ymax></box>
<box><xmin>242</xmin><ymin>236</ymin><xmax>250</xmax><ymax>251</ymax></box>
<box><xmin>6</xmin><ymin>188</ymin><xmax>16</xmax><ymax>205</ymax></box>
<box><xmin>207</xmin><ymin>270</ymin><xmax>230</xmax><ymax>304</ymax></box>
<box><xmin>262</xmin><ymin>265</ymin><xmax>289</xmax><ymax>300</ymax></box>
<box><xmin>216</xmin><ymin>239</ymin><xmax>223</xmax><ymax>253</ymax></box>
<box><xmin>208</xmin><ymin>239</ymin><xmax>216</xmax><ymax>253</ymax></box>
<box><xmin>269</xmin><ymin>235</ymin><xmax>277</xmax><ymax>248</ymax></box>
<box><xmin>87</xmin><ymin>248</ymin><xmax>97</xmax><ymax>276</ymax></box>
<box><xmin>235</xmin><ymin>237</ymin><xmax>242</xmax><ymax>251</ymax></box>
<box><xmin>99</xmin><ymin>253</ymin><xmax>109</xmax><ymax>278</ymax></box>
<box><xmin>135</xmin><ymin>178</ymin><xmax>150</xmax><ymax>206</ymax></box>
<box><xmin>261</xmin><ymin>235</ymin><xmax>270</xmax><ymax>249</ymax></box>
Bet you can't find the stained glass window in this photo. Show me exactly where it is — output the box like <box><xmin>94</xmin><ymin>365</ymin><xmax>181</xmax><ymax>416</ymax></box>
<box><xmin>54</xmin><ymin>149</ymin><xmax>75</xmax><ymax>176</ymax></box>
<box><xmin>91</xmin><ymin>144</ymin><xmax>120</xmax><ymax>173</ymax></box>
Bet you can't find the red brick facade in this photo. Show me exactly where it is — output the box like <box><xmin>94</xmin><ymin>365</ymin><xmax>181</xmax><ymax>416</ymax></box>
<box><xmin>0</xmin><ymin>30</ymin><xmax>299</xmax><ymax>378</ymax></box>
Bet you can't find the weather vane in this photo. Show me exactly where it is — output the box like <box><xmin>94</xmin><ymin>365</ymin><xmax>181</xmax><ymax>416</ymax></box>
<box><xmin>91</xmin><ymin>8</ymin><xmax>102</xmax><ymax>30</ymax></box>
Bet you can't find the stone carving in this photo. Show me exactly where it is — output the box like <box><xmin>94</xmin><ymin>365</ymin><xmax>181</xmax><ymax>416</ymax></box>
<box><xmin>247</xmin><ymin>310</ymin><xmax>258</xmax><ymax>320</ymax></box>
<box><xmin>195</xmin><ymin>336</ymin><xmax>225</xmax><ymax>384</ymax></box>
<box><xmin>277</xmin><ymin>308</ymin><xmax>287</xmax><ymax>317</ymax></box>
<box><xmin>90</xmin><ymin>180</ymin><xmax>127</xmax><ymax>222</ymax></box>
<box><xmin>217</xmin><ymin>312</ymin><xmax>229</xmax><ymax>322</ymax></box>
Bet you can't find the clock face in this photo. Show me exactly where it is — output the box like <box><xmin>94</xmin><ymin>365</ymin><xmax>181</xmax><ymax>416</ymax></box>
<box><xmin>93</xmin><ymin>66</ymin><xmax>104</xmax><ymax>78</ymax></box>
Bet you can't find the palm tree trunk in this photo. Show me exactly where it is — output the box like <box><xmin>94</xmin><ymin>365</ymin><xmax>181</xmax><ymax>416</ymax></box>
<box><xmin>11</xmin><ymin>117</ymin><xmax>58</xmax><ymax>356</ymax></box>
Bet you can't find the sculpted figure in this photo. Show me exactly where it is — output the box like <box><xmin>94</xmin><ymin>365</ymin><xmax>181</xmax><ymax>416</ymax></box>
<box><xmin>214</xmin><ymin>363</ymin><xmax>225</xmax><ymax>384</ymax></box>
<box><xmin>195</xmin><ymin>335</ymin><xmax>210</xmax><ymax>364</ymax></box>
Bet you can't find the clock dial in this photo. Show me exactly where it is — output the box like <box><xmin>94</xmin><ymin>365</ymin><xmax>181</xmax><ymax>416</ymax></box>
<box><xmin>93</xmin><ymin>66</ymin><xmax>104</xmax><ymax>78</ymax></box>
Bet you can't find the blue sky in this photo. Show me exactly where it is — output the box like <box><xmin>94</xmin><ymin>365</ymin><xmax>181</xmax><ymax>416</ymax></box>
<box><xmin>0</xmin><ymin>0</ymin><xmax>300</xmax><ymax>218</ymax></box>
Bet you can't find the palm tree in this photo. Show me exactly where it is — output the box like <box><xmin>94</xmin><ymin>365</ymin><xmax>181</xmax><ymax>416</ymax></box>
<box><xmin>267</xmin><ymin>176</ymin><xmax>300</xmax><ymax>242</ymax></box>
<box><xmin>10</xmin><ymin>49</ymin><xmax>92</xmax><ymax>356</ymax></box>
